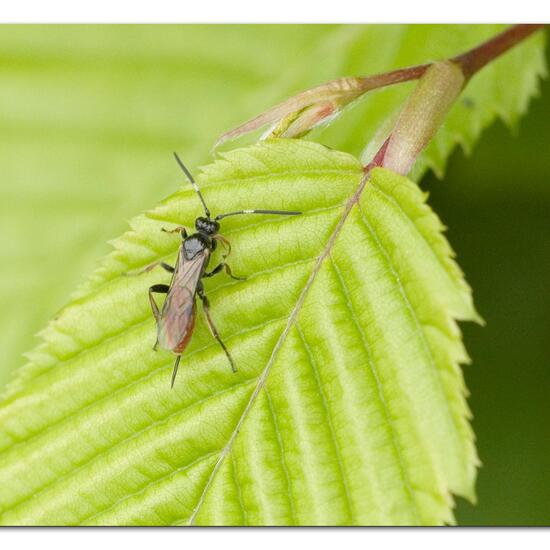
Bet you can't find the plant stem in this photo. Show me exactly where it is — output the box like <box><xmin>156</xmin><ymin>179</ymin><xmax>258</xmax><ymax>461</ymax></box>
<box><xmin>369</xmin><ymin>24</ymin><xmax>546</xmax><ymax>173</ymax></box>
<box><xmin>381</xmin><ymin>61</ymin><xmax>465</xmax><ymax>175</ymax></box>
<box><xmin>356</xmin><ymin>64</ymin><xmax>430</xmax><ymax>91</ymax></box>
<box><xmin>353</xmin><ymin>25</ymin><xmax>545</xmax><ymax>100</ymax></box>
<box><xmin>453</xmin><ymin>24</ymin><xmax>546</xmax><ymax>80</ymax></box>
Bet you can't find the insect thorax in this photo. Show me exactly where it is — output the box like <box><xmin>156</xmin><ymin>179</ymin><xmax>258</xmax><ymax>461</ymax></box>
<box><xmin>183</xmin><ymin>233</ymin><xmax>211</xmax><ymax>260</ymax></box>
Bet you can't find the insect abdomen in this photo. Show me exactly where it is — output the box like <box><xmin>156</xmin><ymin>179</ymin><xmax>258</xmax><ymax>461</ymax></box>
<box><xmin>157</xmin><ymin>301</ymin><xmax>197</xmax><ymax>353</ymax></box>
<box><xmin>174</xmin><ymin>306</ymin><xmax>197</xmax><ymax>353</ymax></box>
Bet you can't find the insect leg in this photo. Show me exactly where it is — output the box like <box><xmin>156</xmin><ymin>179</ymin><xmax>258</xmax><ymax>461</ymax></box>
<box><xmin>162</xmin><ymin>226</ymin><xmax>188</xmax><ymax>238</ymax></box>
<box><xmin>203</xmin><ymin>263</ymin><xmax>224</xmax><ymax>278</ymax></box>
<box><xmin>213</xmin><ymin>234</ymin><xmax>232</xmax><ymax>259</ymax></box>
<box><xmin>223</xmin><ymin>263</ymin><xmax>246</xmax><ymax>281</ymax></box>
<box><xmin>197</xmin><ymin>284</ymin><xmax>237</xmax><ymax>373</ymax></box>
<box><xmin>204</xmin><ymin>262</ymin><xmax>245</xmax><ymax>281</ymax></box>
<box><xmin>149</xmin><ymin>283</ymin><xmax>170</xmax><ymax>349</ymax></box>
<box><xmin>149</xmin><ymin>284</ymin><xmax>170</xmax><ymax>319</ymax></box>
<box><xmin>155</xmin><ymin>262</ymin><xmax>176</xmax><ymax>273</ymax></box>
<box><xmin>209</xmin><ymin>235</ymin><xmax>244</xmax><ymax>279</ymax></box>
<box><xmin>126</xmin><ymin>261</ymin><xmax>174</xmax><ymax>276</ymax></box>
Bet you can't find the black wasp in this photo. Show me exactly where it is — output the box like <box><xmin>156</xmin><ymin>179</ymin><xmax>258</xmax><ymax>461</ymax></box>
<box><xmin>146</xmin><ymin>153</ymin><xmax>301</xmax><ymax>387</ymax></box>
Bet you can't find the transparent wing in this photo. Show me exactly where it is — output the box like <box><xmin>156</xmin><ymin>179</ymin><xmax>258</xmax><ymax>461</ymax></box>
<box><xmin>157</xmin><ymin>249</ymin><xmax>209</xmax><ymax>352</ymax></box>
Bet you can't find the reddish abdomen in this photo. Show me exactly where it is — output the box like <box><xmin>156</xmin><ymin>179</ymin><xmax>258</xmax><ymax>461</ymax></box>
<box><xmin>174</xmin><ymin>305</ymin><xmax>197</xmax><ymax>353</ymax></box>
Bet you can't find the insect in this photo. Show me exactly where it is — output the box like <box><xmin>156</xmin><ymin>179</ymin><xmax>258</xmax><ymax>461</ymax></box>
<box><xmin>147</xmin><ymin>153</ymin><xmax>301</xmax><ymax>388</ymax></box>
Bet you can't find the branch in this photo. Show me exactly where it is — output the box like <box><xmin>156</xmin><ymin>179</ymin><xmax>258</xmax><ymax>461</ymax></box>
<box><xmin>453</xmin><ymin>24</ymin><xmax>545</xmax><ymax>80</ymax></box>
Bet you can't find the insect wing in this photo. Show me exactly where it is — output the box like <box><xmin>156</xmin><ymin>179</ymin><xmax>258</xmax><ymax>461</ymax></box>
<box><xmin>157</xmin><ymin>249</ymin><xmax>209</xmax><ymax>352</ymax></box>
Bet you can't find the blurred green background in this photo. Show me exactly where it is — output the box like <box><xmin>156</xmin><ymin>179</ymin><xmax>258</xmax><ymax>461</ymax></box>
<box><xmin>0</xmin><ymin>25</ymin><xmax>548</xmax><ymax>525</ymax></box>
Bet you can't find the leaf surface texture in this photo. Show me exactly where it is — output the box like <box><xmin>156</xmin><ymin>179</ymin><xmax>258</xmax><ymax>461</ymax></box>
<box><xmin>0</xmin><ymin>141</ymin><xmax>479</xmax><ymax>525</ymax></box>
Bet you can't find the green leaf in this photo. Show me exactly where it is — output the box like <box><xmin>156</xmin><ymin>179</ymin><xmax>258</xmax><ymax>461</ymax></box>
<box><xmin>0</xmin><ymin>140</ymin><xmax>479</xmax><ymax>525</ymax></box>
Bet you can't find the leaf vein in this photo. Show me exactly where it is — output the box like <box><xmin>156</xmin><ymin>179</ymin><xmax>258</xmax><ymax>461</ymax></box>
<box><xmin>230</xmin><ymin>454</ymin><xmax>247</xmax><ymax>526</ymax></box>
<box><xmin>187</xmin><ymin>170</ymin><xmax>368</xmax><ymax>525</ymax></box>
<box><xmin>81</xmin><ymin>451</ymin><xmax>219</xmax><ymax>525</ymax></box>
<box><xmin>295</xmin><ymin>322</ymin><xmax>354</xmax><ymax>524</ymax></box>
<box><xmin>265</xmin><ymin>387</ymin><xmax>296</xmax><ymax>525</ymax></box>
<box><xmin>5</xmin><ymin>377</ymin><xmax>257</xmax><ymax>519</ymax></box>
<box><xmin>368</xmin><ymin>180</ymin><xmax>457</xmax><ymax>286</ymax></box>
<box><xmin>330</xmin><ymin>256</ymin><xmax>421</xmax><ymax>523</ymax></box>
<box><xmin>356</xmin><ymin>202</ymin><xmax>464</xmax><ymax>466</ymax></box>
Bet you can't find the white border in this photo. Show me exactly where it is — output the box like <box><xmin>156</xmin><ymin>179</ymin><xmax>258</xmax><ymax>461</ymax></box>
<box><xmin>0</xmin><ymin>2</ymin><xmax>547</xmax><ymax>544</ymax></box>
<box><xmin>0</xmin><ymin>0</ymin><xmax>548</xmax><ymax>23</ymax></box>
<box><xmin>1</xmin><ymin>528</ymin><xmax>549</xmax><ymax>550</ymax></box>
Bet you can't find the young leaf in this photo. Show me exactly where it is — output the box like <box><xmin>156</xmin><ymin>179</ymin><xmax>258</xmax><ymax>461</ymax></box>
<box><xmin>0</xmin><ymin>140</ymin><xmax>479</xmax><ymax>525</ymax></box>
<box><xmin>252</xmin><ymin>25</ymin><xmax>546</xmax><ymax>179</ymax></box>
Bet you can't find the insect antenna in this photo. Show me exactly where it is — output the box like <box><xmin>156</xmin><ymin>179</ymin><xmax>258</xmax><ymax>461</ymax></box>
<box><xmin>215</xmin><ymin>209</ymin><xmax>301</xmax><ymax>221</ymax></box>
<box><xmin>171</xmin><ymin>355</ymin><xmax>182</xmax><ymax>389</ymax></box>
<box><xmin>173</xmin><ymin>152</ymin><xmax>211</xmax><ymax>218</ymax></box>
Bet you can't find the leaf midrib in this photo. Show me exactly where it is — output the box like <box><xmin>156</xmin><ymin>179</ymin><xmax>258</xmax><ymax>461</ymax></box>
<box><xmin>187</xmin><ymin>169</ymin><xmax>370</xmax><ymax>524</ymax></box>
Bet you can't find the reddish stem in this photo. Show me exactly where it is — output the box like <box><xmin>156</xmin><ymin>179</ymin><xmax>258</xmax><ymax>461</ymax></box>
<box><xmin>357</xmin><ymin>25</ymin><xmax>545</xmax><ymax>94</ymax></box>
<box><xmin>357</xmin><ymin>64</ymin><xmax>430</xmax><ymax>91</ymax></box>
<box><xmin>453</xmin><ymin>24</ymin><xmax>545</xmax><ymax>80</ymax></box>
